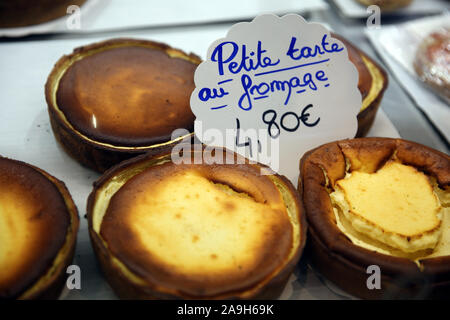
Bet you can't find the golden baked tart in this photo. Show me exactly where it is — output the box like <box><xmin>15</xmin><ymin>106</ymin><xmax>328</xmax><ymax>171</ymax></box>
<box><xmin>0</xmin><ymin>0</ymin><xmax>86</xmax><ymax>28</ymax></box>
<box><xmin>46</xmin><ymin>38</ymin><xmax>201</xmax><ymax>172</ymax></box>
<box><xmin>332</xmin><ymin>34</ymin><xmax>388</xmax><ymax>137</ymax></box>
<box><xmin>299</xmin><ymin>138</ymin><xmax>450</xmax><ymax>299</ymax></box>
<box><xmin>355</xmin><ymin>0</ymin><xmax>413</xmax><ymax>12</ymax></box>
<box><xmin>0</xmin><ymin>157</ymin><xmax>79</xmax><ymax>299</ymax></box>
<box><xmin>87</xmin><ymin>148</ymin><xmax>306</xmax><ymax>299</ymax></box>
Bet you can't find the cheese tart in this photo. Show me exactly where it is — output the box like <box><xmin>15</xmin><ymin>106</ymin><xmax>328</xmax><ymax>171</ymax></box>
<box><xmin>0</xmin><ymin>157</ymin><xmax>79</xmax><ymax>299</ymax></box>
<box><xmin>46</xmin><ymin>38</ymin><xmax>201</xmax><ymax>172</ymax></box>
<box><xmin>414</xmin><ymin>28</ymin><xmax>450</xmax><ymax>104</ymax></box>
<box><xmin>0</xmin><ymin>0</ymin><xmax>87</xmax><ymax>28</ymax></box>
<box><xmin>332</xmin><ymin>34</ymin><xmax>388</xmax><ymax>137</ymax></box>
<box><xmin>299</xmin><ymin>138</ymin><xmax>449</xmax><ymax>299</ymax></box>
<box><xmin>87</xmin><ymin>148</ymin><xmax>306</xmax><ymax>299</ymax></box>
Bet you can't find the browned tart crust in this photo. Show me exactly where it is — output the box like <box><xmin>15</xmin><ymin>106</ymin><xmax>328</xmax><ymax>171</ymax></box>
<box><xmin>0</xmin><ymin>0</ymin><xmax>87</xmax><ymax>28</ymax></box>
<box><xmin>299</xmin><ymin>138</ymin><xmax>450</xmax><ymax>299</ymax></box>
<box><xmin>0</xmin><ymin>156</ymin><xmax>79</xmax><ymax>299</ymax></box>
<box><xmin>332</xmin><ymin>34</ymin><xmax>388</xmax><ymax>137</ymax></box>
<box><xmin>87</xmin><ymin>147</ymin><xmax>306</xmax><ymax>299</ymax></box>
<box><xmin>46</xmin><ymin>38</ymin><xmax>201</xmax><ymax>172</ymax></box>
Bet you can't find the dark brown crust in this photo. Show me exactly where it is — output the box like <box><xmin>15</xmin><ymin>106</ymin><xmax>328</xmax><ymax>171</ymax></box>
<box><xmin>45</xmin><ymin>38</ymin><xmax>201</xmax><ymax>173</ymax></box>
<box><xmin>0</xmin><ymin>0</ymin><xmax>87</xmax><ymax>28</ymax></box>
<box><xmin>332</xmin><ymin>34</ymin><xmax>372</xmax><ymax>101</ymax></box>
<box><xmin>56</xmin><ymin>45</ymin><xmax>198</xmax><ymax>146</ymax></box>
<box><xmin>396</xmin><ymin>139</ymin><xmax>450</xmax><ymax>187</ymax></box>
<box><xmin>48</xmin><ymin>110</ymin><xmax>189</xmax><ymax>172</ymax></box>
<box><xmin>87</xmin><ymin>147</ymin><xmax>307</xmax><ymax>299</ymax></box>
<box><xmin>0</xmin><ymin>156</ymin><xmax>79</xmax><ymax>300</ymax></box>
<box><xmin>299</xmin><ymin>137</ymin><xmax>450</xmax><ymax>299</ymax></box>
<box><xmin>331</xmin><ymin>34</ymin><xmax>389</xmax><ymax>138</ymax></box>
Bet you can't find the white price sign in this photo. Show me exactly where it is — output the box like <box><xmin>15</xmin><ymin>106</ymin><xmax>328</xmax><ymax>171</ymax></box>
<box><xmin>190</xmin><ymin>14</ymin><xmax>361</xmax><ymax>183</ymax></box>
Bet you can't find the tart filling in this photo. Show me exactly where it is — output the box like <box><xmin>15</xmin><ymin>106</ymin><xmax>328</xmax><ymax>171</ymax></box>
<box><xmin>330</xmin><ymin>161</ymin><xmax>449</xmax><ymax>260</ymax></box>
<box><xmin>90</xmin><ymin>154</ymin><xmax>301</xmax><ymax>298</ymax></box>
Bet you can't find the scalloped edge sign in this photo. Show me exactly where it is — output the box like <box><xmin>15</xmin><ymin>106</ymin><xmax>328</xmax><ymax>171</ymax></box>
<box><xmin>190</xmin><ymin>14</ymin><xmax>361</xmax><ymax>183</ymax></box>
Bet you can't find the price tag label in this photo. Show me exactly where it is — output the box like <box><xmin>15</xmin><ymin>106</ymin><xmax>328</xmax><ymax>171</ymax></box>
<box><xmin>190</xmin><ymin>14</ymin><xmax>361</xmax><ymax>183</ymax></box>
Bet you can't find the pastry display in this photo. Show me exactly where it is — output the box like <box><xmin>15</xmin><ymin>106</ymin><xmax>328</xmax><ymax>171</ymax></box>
<box><xmin>414</xmin><ymin>28</ymin><xmax>450</xmax><ymax>104</ymax></box>
<box><xmin>0</xmin><ymin>157</ymin><xmax>79</xmax><ymax>299</ymax></box>
<box><xmin>46</xmin><ymin>38</ymin><xmax>201</xmax><ymax>172</ymax></box>
<box><xmin>355</xmin><ymin>0</ymin><xmax>413</xmax><ymax>12</ymax></box>
<box><xmin>0</xmin><ymin>0</ymin><xmax>86</xmax><ymax>28</ymax></box>
<box><xmin>87</xmin><ymin>148</ymin><xmax>306</xmax><ymax>299</ymax></box>
<box><xmin>2</xmin><ymin>0</ymin><xmax>448</xmax><ymax>302</ymax></box>
<box><xmin>299</xmin><ymin>138</ymin><xmax>449</xmax><ymax>299</ymax></box>
<box><xmin>333</xmin><ymin>34</ymin><xmax>388</xmax><ymax>137</ymax></box>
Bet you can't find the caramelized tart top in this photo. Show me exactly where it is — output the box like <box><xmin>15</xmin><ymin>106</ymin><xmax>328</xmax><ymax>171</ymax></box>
<box><xmin>55</xmin><ymin>39</ymin><xmax>200</xmax><ymax>147</ymax></box>
<box><xmin>331</xmin><ymin>161</ymin><xmax>443</xmax><ymax>253</ymax></box>
<box><xmin>93</xmin><ymin>153</ymin><xmax>301</xmax><ymax>297</ymax></box>
<box><xmin>0</xmin><ymin>158</ymin><xmax>70</xmax><ymax>298</ymax></box>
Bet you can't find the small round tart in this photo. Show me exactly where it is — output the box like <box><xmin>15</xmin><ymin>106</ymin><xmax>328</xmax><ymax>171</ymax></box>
<box><xmin>0</xmin><ymin>157</ymin><xmax>79</xmax><ymax>299</ymax></box>
<box><xmin>299</xmin><ymin>138</ymin><xmax>450</xmax><ymax>299</ymax></box>
<box><xmin>355</xmin><ymin>0</ymin><xmax>413</xmax><ymax>12</ymax></box>
<box><xmin>46</xmin><ymin>38</ymin><xmax>201</xmax><ymax>172</ymax></box>
<box><xmin>332</xmin><ymin>34</ymin><xmax>388</xmax><ymax>137</ymax></box>
<box><xmin>88</xmin><ymin>148</ymin><xmax>306</xmax><ymax>299</ymax></box>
